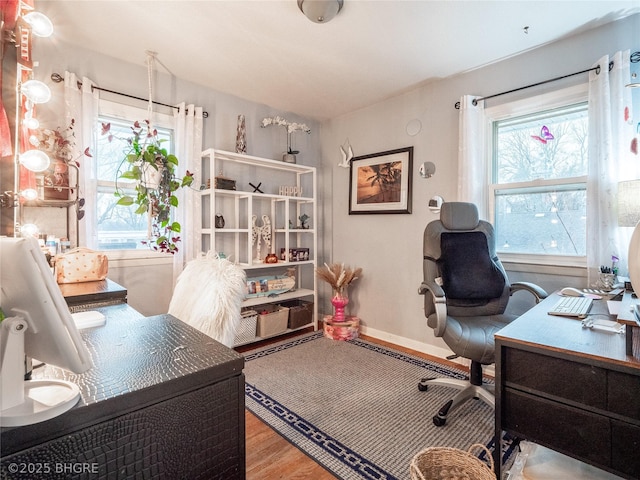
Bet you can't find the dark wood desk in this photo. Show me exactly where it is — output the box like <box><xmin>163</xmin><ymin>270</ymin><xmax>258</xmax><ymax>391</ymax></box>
<box><xmin>1</xmin><ymin>303</ymin><xmax>246</xmax><ymax>479</ymax></box>
<box><xmin>59</xmin><ymin>278</ymin><xmax>128</xmax><ymax>311</ymax></box>
<box><xmin>495</xmin><ymin>293</ymin><xmax>640</xmax><ymax>480</ymax></box>
<box><xmin>615</xmin><ymin>291</ymin><xmax>640</xmax><ymax>355</ymax></box>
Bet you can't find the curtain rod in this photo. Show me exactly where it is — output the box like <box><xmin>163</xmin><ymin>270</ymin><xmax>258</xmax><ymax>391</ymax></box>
<box><xmin>454</xmin><ymin>50</ymin><xmax>640</xmax><ymax>109</ymax></box>
<box><xmin>50</xmin><ymin>72</ymin><xmax>209</xmax><ymax>118</ymax></box>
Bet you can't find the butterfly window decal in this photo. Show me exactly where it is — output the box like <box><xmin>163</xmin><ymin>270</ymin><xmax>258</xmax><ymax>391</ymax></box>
<box><xmin>531</xmin><ymin>125</ymin><xmax>554</xmax><ymax>144</ymax></box>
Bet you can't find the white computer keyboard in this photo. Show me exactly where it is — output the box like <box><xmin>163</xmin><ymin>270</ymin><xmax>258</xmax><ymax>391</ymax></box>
<box><xmin>548</xmin><ymin>296</ymin><xmax>593</xmax><ymax>318</ymax></box>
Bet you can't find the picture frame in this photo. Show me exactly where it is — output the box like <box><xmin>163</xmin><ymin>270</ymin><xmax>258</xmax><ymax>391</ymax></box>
<box><xmin>349</xmin><ymin>146</ymin><xmax>413</xmax><ymax>214</ymax></box>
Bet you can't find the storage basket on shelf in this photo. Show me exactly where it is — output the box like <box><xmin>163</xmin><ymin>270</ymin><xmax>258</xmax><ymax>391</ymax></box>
<box><xmin>279</xmin><ymin>299</ymin><xmax>314</xmax><ymax>329</ymax></box>
<box><xmin>234</xmin><ymin>309</ymin><xmax>258</xmax><ymax>346</ymax></box>
<box><xmin>409</xmin><ymin>443</ymin><xmax>495</xmax><ymax>480</ymax></box>
<box><xmin>256</xmin><ymin>304</ymin><xmax>289</xmax><ymax>337</ymax></box>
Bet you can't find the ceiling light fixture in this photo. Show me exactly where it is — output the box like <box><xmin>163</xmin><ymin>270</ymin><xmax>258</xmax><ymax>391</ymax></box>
<box><xmin>297</xmin><ymin>0</ymin><xmax>343</xmax><ymax>23</ymax></box>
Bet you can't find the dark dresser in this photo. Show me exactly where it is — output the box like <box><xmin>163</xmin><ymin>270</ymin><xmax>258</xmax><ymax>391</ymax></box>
<box><xmin>1</xmin><ymin>303</ymin><xmax>246</xmax><ymax>480</ymax></box>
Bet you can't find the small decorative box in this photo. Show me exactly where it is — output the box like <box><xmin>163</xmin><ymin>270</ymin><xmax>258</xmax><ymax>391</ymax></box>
<box><xmin>280</xmin><ymin>248</ymin><xmax>310</xmax><ymax>262</ymax></box>
<box><xmin>214</xmin><ymin>176</ymin><xmax>236</xmax><ymax>190</ymax></box>
<box><xmin>323</xmin><ymin>315</ymin><xmax>360</xmax><ymax>341</ymax></box>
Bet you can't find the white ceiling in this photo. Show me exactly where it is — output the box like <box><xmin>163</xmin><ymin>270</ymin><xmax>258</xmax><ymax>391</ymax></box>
<box><xmin>40</xmin><ymin>1</ymin><xmax>639</xmax><ymax>121</ymax></box>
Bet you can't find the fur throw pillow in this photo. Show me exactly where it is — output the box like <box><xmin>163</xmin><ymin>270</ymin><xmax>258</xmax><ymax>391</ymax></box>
<box><xmin>169</xmin><ymin>254</ymin><xmax>246</xmax><ymax>347</ymax></box>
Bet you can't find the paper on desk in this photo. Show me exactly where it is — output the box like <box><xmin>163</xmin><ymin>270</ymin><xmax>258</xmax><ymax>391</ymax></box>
<box><xmin>607</xmin><ymin>301</ymin><xmax>622</xmax><ymax>315</ymax></box>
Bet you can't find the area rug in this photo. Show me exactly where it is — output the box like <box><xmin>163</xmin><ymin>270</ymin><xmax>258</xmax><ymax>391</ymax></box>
<box><xmin>243</xmin><ymin>332</ymin><xmax>517</xmax><ymax>480</ymax></box>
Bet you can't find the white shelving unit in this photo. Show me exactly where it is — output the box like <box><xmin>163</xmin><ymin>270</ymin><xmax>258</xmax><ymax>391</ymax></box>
<box><xmin>199</xmin><ymin>149</ymin><xmax>318</xmax><ymax>345</ymax></box>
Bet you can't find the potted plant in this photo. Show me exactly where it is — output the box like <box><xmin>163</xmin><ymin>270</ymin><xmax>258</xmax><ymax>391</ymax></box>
<box><xmin>261</xmin><ymin>115</ymin><xmax>311</xmax><ymax>163</ymax></box>
<box><xmin>104</xmin><ymin>120</ymin><xmax>194</xmax><ymax>254</ymax></box>
<box><xmin>31</xmin><ymin>119</ymin><xmax>90</xmax><ymax>205</ymax></box>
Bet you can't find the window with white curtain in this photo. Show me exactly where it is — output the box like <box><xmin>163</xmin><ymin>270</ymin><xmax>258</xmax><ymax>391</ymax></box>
<box><xmin>94</xmin><ymin>100</ymin><xmax>174</xmax><ymax>250</ymax></box>
<box><xmin>486</xmin><ymin>84</ymin><xmax>589</xmax><ymax>267</ymax></box>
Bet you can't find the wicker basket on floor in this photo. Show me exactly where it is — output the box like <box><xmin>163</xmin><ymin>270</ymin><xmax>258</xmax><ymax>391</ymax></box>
<box><xmin>410</xmin><ymin>443</ymin><xmax>495</xmax><ymax>480</ymax></box>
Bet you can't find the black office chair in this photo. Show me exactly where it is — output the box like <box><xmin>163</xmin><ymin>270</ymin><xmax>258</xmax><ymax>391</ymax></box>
<box><xmin>418</xmin><ymin>202</ymin><xmax>547</xmax><ymax>426</ymax></box>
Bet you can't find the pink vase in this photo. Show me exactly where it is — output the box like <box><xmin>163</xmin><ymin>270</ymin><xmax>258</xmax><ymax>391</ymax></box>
<box><xmin>331</xmin><ymin>293</ymin><xmax>349</xmax><ymax>322</ymax></box>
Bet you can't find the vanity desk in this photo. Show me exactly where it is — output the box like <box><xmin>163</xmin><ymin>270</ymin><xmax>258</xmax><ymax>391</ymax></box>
<box><xmin>494</xmin><ymin>293</ymin><xmax>640</xmax><ymax>479</ymax></box>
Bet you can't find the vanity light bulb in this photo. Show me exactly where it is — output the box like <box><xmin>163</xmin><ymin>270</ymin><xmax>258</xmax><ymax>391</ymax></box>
<box><xmin>20</xmin><ymin>149</ymin><xmax>51</xmax><ymax>172</ymax></box>
<box><xmin>21</xmin><ymin>80</ymin><xmax>51</xmax><ymax>104</ymax></box>
<box><xmin>20</xmin><ymin>223</ymin><xmax>39</xmax><ymax>238</ymax></box>
<box><xmin>21</xmin><ymin>189</ymin><xmax>39</xmax><ymax>201</ymax></box>
<box><xmin>23</xmin><ymin>116</ymin><xmax>40</xmax><ymax>129</ymax></box>
<box><xmin>29</xmin><ymin>135</ymin><xmax>40</xmax><ymax>147</ymax></box>
<box><xmin>23</xmin><ymin>12</ymin><xmax>54</xmax><ymax>38</ymax></box>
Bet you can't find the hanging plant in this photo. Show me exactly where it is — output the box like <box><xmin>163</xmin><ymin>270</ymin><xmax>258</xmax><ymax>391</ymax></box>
<box><xmin>103</xmin><ymin>120</ymin><xmax>194</xmax><ymax>254</ymax></box>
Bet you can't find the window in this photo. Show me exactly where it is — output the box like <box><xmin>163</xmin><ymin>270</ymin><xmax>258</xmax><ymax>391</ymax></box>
<box><xmin>94</xmin><ymin>101</ymin><xmax>174</xmax><ymax>250</ymax></box>
<box><xmin>487</xmin><ymin>85</ymin><xmax>589</xmax><ymax>266</ymax></box>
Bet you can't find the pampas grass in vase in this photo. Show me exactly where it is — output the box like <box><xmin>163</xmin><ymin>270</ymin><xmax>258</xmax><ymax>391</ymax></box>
<box><xmin>316</xmin><ymin>263</ymin><xmax>362</xmax><ymax>321</ymax></box>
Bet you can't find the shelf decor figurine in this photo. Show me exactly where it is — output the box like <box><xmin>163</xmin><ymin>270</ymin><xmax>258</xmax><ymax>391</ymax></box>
<box><xmin>251</xmin><ymin>215</ymin><xmax>262</xmax><ymax>263</ymax></box>
<box><xmin>260</xmin><ymin>115</ymin><xmax>311</xmax><ymax>163</ymax></box>
<box><xmin>316</xmin><ymin>263</ymin><xmax>362</xmax><ymax>322</ymax></box>
<box><xmin>251</xmin><ymin>214</ymin><xmax>273</xmax><ymax>263</ymax></box>
<box><xmin>260</xmin><ymin>215</ymin><xmax>275</xmax><ymax>263</ymax></box>
<box><xmin>299</xmin><ymin>213</ymin><xmax>310</xmax><ymax>229</ymax></box>
<box><xmin>235</xmin><ymin>114</ymin><xmax>247</xmax><ymax>154</ymax></box>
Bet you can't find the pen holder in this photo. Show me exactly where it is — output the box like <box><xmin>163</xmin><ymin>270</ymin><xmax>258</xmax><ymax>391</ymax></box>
<box><xmin>598</xmin><ymin>273</ymin><xmax>616</xmax><ymax>291</ymax></box>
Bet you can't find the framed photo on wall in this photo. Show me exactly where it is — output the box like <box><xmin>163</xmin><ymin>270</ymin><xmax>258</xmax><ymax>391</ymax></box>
<box><xmin>349</xmin><ymin>146</ymin><xmax>413</xmax><ymax>214</ymax></box>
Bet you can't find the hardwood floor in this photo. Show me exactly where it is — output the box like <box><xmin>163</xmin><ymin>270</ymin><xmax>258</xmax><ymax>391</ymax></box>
<box><xmin>240</xmin><ymin>330</ymin><xmax>464</xmax><ymax>479</ymax></box>
<box><xmin>245</xmin><ymin>409</ymin><xmax>337</xmax><ymax>480</ymax></box>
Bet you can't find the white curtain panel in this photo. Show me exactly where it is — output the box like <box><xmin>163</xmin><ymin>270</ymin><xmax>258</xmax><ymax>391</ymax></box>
<box><xmin>173</xmin><ymin>103</ymin><xmax>204</xmax><ymax>285</ymax></box>
<box><xmin>64</xmin><ymin>72</ymin><xmax>99</xmax><ymax>249</ymax></box>
<box><xmin>587</xmin><ymin>50</ymin><xmax>635</xmax><ymax>286</ymax></box>
<box><xmin>457</xmin><ymin>95</ymin><xmax>488</xmax><ymax>219</ymax></box>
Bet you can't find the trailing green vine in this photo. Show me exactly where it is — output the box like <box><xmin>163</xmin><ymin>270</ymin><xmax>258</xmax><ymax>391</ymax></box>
<box><xmin>103</xmin><ymin>120</ymin><xmax>193</xmax><ymax>254</ymax></box>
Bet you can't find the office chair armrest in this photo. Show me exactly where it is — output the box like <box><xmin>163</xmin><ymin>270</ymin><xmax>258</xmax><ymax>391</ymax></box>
<box><xmin>418</xmin><ymin>280</ymin><xmax>445</xmax><ymax>298</ymax></box>
<box><xmin>510</xmin><ymin>281</ymin><xmax>548</xmax><ymax>303</ymax></box>
<box><xmin>418</xmin><ymin>281</ymin><xmax>448</xmax><ymax>337</ymax></box>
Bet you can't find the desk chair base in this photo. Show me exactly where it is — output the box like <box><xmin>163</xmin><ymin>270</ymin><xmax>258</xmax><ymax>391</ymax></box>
<box><xmin>418</xmin><ymin>361</ymin><xmax>495</xmax><ymax>427</ymax></box>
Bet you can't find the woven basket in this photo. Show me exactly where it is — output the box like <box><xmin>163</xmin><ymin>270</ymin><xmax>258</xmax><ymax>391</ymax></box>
<box><xmin>410</xmin><ymin>443</ymin><xmax>495</xmax><ymax>480</ymax></box>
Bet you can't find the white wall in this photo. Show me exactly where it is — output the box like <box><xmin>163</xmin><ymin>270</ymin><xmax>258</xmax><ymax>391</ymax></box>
<box><xmin>320</xmin><ymin>14</ymin><xmax>640</xmax><ymax>357</ymax></box>
<box><xmin>26</xmin><ymin>13</ymin><xmax>640</xmax><ymax>348</ymax></box>
<box><xmin>29</xmin><ymin>41</ymin><xmax>322</xmax><ymax>316</ymax></box>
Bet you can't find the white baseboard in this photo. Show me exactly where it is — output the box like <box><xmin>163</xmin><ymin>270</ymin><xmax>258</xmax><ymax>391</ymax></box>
<box><xmin>359</xmin><ymin>324</ymin><xmax>496</xmax><ymax>377</ymax></box>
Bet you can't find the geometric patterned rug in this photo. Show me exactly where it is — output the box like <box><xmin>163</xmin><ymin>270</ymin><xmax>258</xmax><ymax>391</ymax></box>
<box><xmin>243</xmin><ymin>331</ymin><xmax>517</xmax><ymax>480</ymax></box>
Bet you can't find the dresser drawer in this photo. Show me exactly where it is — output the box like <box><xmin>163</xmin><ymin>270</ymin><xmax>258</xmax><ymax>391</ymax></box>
<box><xmin>611</xmin><ymin>420</ymin><xmax>640</xmax><ymax>477</ymax></box>
<box><xmin>504</xmin><ymin>389</ymin><xmax>611</xmax><ymax>467</ymax></box>
<box><xmin>504</xmin><ymin>347</ymin><xmax>606</xmax><ymax>409</ymax></box>
<box><xmin>608</xmin><ymin>370</ymin><xmax>640</xmax><ymax>421</ymax></box>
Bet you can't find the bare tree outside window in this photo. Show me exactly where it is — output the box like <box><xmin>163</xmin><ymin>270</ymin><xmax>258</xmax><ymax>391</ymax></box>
<box><xmin>492</xmin><ymin>103</ymin><xmax>588</xmax><ymax>257</ymax></box>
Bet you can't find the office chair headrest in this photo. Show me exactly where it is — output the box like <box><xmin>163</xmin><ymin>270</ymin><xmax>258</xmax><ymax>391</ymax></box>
<box><xmin>440</xmin><ymin>202</ymin><xmax>480</xmax><ymax>230</ymax></box>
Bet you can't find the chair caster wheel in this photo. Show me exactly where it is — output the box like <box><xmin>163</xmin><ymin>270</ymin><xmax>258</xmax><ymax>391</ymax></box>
<box><xmin>418</xmin><ymin>382</ymin><xmax>428</xmax><ymax>392</ymax></box>
<box><xmin>433</xmin><ymin>415</ymin><xmax>446</xmax><ymax>427</ymax></box>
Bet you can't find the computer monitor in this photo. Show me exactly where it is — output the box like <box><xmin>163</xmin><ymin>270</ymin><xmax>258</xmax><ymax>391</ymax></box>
<box><xmin>0</xmin><ymin>236</ymin><xmax>92</xmax><ymax>427</ymax></box>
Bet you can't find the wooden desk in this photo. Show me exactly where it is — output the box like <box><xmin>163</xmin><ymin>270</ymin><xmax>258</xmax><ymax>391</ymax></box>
<box><xmin>495</xmin><ymin>293</ymin><xmax>640</xmax><ymax>479</ymax></box>
<box><xmin>1</xmin><ymin>303</ymin><xmax>246</xmax><ymax>479</ymax></box>
<box><xmin>59</xmin><ymin>278</ymin><xmax>127</xmax><ymax>311</ymax></box>
<box><xmin>615</xmin><ymin>291</ymin><xmax>640</xmax><ymax>355</ymax></box>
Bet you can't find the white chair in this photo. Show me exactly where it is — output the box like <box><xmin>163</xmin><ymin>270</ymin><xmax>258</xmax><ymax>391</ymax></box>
<box><xmin>169</xmin><ymin>252</ymin><xmax>246</xmax><ymax>347</ymax></box>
